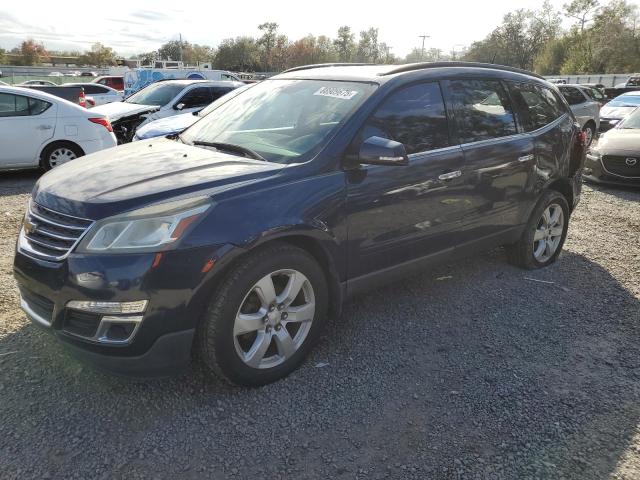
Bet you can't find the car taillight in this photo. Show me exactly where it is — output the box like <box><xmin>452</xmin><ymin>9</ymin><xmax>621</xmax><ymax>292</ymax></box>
<box><xmin>89</xmin><ymin>117</ymin><xmax>113</xmax><ymax>132</ymax></box>
<box><xmin>577</xmin><ymin>131</ymin><xmax>587</xmax><ymax>146</ymax></box>
<box><xmin>79</xmin><ymin>89</ymin><xmax>86</xmax><ymax>108</ymax></box>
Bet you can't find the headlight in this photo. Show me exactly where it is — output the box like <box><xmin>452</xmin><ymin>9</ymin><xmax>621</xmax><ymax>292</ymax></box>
<box><xmin>586</xmin><ymin>150</ymin><xmax>601</xmax><ymax>161</ymax></box>
<box><xmin>76</xmin><ymin>196</ymin><xmax>212</xmax><ymax>253</ymax></box>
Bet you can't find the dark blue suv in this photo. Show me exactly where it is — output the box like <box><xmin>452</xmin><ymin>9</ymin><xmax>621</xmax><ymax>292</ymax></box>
<box><xmin>14</xmin><ymin>63</ymin><xmax>586</xmax><ymax>386</ymax></box>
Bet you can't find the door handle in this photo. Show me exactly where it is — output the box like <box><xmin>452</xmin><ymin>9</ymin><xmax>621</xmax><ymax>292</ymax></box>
<box><xmin>37</xmin><ymin>125</ymin><xmax>53</xmax><ymax>130</ymax></box>
<box><xmin>518</xmin><ymin>154</ymin><xmax>534</xmax><ymax>163</ymax></box>
<box><xmin>438</xmin><ymin>170</ymin><xmax>462</xmax><ymax>181</ymax></box>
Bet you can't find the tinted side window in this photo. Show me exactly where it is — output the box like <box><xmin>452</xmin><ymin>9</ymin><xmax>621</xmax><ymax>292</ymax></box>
<box><xmin>361</xmin><ymin>82</ymin><xmax>450</xmax><ymax>155</ymax></box>
<box><xmin>0</xmin><ymin>93</ymin><xmax>30</xmax><ymax>117</ymax></box>
<box><xmin>585</xmin><ymin>87</ymin><xmax>604</xmax><ymax>101</ymax></box>
<box><xmin>179</xmin><ymin>87</ymin><xmax>213</xmax><ymax>108</ymax></box>
<box><xmin>82</xmin><ymin>85</ymin><xmax>108</xmax><ymax>95</ymax></box>
<box><xmin>28</xmin><ymin>97</ymin><xmax>51</xmax><ymax>115</ymax></box>
<box><xmin>508</xmin><ymin>83</ymin><xmax>565</xmax><ymax>132</ymax></box>
<box><xmin>449</xmin><ymin>79</ymin><xmax>516</xmax><ymax>143</ymax></box>
<box><xmin>560</xmin><ymin>87</ymin><xmax>585</xmax><ymax>105</ymax></box>
<box><xmin>210</xmin><ymin>87</ymin><xmax>233</xmax><ymax>101</ymax></box>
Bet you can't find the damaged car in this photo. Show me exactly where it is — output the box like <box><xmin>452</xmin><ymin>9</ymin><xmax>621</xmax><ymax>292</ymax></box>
<box><xmin>91</xmin><ymin>79</ymin><xmax>244</xmax><ymax>143</ymax></box>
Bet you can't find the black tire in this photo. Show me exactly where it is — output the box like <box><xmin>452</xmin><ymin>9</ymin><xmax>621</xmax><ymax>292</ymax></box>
<box><xmin>583</xmin><ymin>122</ymin><xmax>596</xmax><ymax>147</ymax></box>
<box><xmin>40</xmin><ymin>142</ymin><xmax>84</xmax><ymax>171</ymax></box>
<box><xmin>197</xmin><ymin>242</ymin><xmax>328</xmax><ymax>386</ymax></box>
<box><xmin>506</xmin><ymin>190</ymin><xmax>570</xmax><ymax>270</ymax></box>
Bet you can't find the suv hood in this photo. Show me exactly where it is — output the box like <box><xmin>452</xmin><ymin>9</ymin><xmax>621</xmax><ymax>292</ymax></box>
<box><xmin>90</xmin><ymin>101</ymin><xmax>159</xmax><ymax>122</ymax></box>
<box><xmin>34</xmin><ymin>138</ymin><xmax>284</xmax><ymax>219</ymax></box>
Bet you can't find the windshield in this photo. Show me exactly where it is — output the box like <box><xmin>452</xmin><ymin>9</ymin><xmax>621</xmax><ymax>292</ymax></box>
<box><xmin>618</xmin><ymin>108</ymin><xmax>640</xmax><ymax>128</ymax></box>
<box><xmin>608</xmin><ymin>95</ymin><xmax>640</xmax><ymax>107</ymax></box>
<box><xmin>126</xmin><ymin>83</ymin><xmax>184</xmax><ymax>106</ymax></box>
<box><xmin>181</xmin><ymin>79</ymin><xmax>376</xmax><ymax>164</ymax></box>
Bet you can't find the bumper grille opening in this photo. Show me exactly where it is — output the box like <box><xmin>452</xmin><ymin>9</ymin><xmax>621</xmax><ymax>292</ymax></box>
<box><xmin>602</xmin><ymin>155</ymin><xmax>640</xmax><ymax>177</ymax></box>
<box><xmin>20</xmin><ymin>202</ymin><xmax>93</xmax><ymax>262</ymax></box>
<box><xmin>63</xmin><ymin>310</ymin><xmax>101</xmax><ymax>338</ymax></box>
<box><xmin>104</xmin><ymin>322</ymin><xmax>137</xmax><ymax>341</ymax></box>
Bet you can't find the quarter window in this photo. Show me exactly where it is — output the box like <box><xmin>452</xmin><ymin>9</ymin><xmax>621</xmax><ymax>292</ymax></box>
<box><xmin>449</xmin><ymin>79</ymin><xmax>517</xmax><ymax>143</ymax></box>
<box><xmin>508</xmin><ymin>83</ymin><xmax>566</xmax><ymax>132</ymax></box>
<box><xmin>28</xmin><ymin>97</ymin><xmax>51</xmax><ymax>115</ymax></box>
<box><xmin>360</xmin><ymin>82</ymin><xmax>450</xmax><ymax>155</ymax></box>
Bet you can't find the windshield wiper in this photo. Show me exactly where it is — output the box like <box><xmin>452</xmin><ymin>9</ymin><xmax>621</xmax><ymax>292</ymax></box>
<box><xmin>191</xmin><ymin>141</ymin><xmax>267</xmax><ymax>161</ymax></box>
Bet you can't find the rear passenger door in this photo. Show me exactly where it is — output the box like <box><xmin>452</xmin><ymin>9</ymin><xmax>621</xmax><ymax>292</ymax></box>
<box><xmin>346</xmin><ymin>81</ymin><xmax>468</xmax><ymax>279</ymax></box>
<box><xmin>445</xmin><ymin>79</ymin><xmax>535</xmax><ymax>245</ymax></box>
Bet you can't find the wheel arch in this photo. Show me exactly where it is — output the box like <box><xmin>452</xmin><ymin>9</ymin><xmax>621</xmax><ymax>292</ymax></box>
<box><xmin>38</xmin><ymin>139</ymin><xmax>85</xmax><ymax>168</ymax></box>
<box><xmin>547</xmin><ymin>177</ymin><xmax>574</xmax><ymax>212</ymax></box>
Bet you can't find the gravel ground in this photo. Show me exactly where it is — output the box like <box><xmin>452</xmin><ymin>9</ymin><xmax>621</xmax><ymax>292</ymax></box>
<box><xmin>0</xmin><ymin>170</ymin><xmax>639</xmax><ymax>480</ymax></box>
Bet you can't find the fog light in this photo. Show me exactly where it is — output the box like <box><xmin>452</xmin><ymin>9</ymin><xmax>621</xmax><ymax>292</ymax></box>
<box><xmin>66</xmin><ymin>300</ymin><xmax>148</xmax><ymax>314</ymax></box>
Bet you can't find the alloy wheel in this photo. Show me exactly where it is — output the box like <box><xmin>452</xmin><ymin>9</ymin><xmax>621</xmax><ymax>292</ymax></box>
<box><xmin>533</xmin><ymin>203</ymin><xmax>564</xmax><ymax>262</ymax></box>
<box><xmin>233</xmin><ymin>269</ymin><xmax>315</xmax><ymax>369</ymax></box>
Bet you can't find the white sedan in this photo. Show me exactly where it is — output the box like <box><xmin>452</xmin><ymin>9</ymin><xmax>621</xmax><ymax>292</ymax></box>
<box><xmin>0</xmin><ymin>86</ymin><xmax>117</xmax><ymax>170</ymax></box>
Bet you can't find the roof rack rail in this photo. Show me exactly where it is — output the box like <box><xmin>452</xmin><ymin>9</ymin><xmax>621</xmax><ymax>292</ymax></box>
<box><xmin>379</xmin><ymin>62</ymin><xmax>546</xmax><ymax>80</ymax></box>
<box><xmin>282</xmin><ymin>63</ymin><xmax>374</xmax><ymax>73</ymax></box>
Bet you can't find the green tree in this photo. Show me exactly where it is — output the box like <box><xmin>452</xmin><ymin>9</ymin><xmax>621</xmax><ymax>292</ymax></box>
<box><xmin>564</xmin><ymin>0</ymin><xmax>600</xmax><ymax>32</ymax></box>
<box><xmin>334</xmin><ymin>26</ymin><xmax>355</xmax><ymax>62</ymax></box>
<box><xmin>257</xmin><ymin>22</ymin><xmax>279</xmax><ymax>70</ymax></box>
<box><xmin>215</xmin><ymin>37</ymin><xmax>260</xmax><ymax>71</ymax></box>
<box><xmin>79</xmin><ymin>43</ymin><xmax>117</xmax><ymax>67</ymax></box>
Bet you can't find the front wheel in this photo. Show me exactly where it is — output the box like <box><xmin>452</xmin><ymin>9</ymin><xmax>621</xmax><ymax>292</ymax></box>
<box><xmin>506</xmin><ymin>190</ymin><xmax>570</xmax><ymax>269</ymax></box>
<box><xmin>197</xmin><ymin>243</ymin><xmax>328</xmax><ymax>386</ymax></box>
<box><xmin>583</xmin><ymin>123</ymin><xmax>596</xmax><ymax>147</ymax></box>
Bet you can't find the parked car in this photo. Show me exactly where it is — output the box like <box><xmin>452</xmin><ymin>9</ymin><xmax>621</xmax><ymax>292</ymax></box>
<box><xmin>48</xmin><ymin>72</ymin><xmax>63</xmax><ymax>77</ymax></box>
<box><xmin>133</xmin><ymin>83</ymin><xmax>248</xmax><ymax>141</ymax></box>
<box><xmin>62</xmin><ymin>82</ymin><xmax>122</xmax><ymax>106</ymax></box>
<box><xmin>0</xmin><ymin>86</ymin><xmax>116</xmax><ymax>170</ymax></box>
<box><xmin>93</xmin><ymin>76</ymin><xmax>124</xmax><ymax>92</ymax></box>
<box><xmin>558</xmin><ymin>84</ymin><xmax>600</xmax><ymax>145</ymax></box>
<box><xmin>13</xmin><ymin>62</ymin><xmax>585</xmax><ymax>385</ymax></box>
<box><xmin>19</xmin><ymin>79</ymin><xmax>58</xmax><ymax>86</ymax></box>
<box><xmin>548</xmin><ymin>78</ymin><xmax>567</xmax><ymax>84</ymax></box>
<box><xmin>81</xmin><ymin>71</ymin><xmax>98</xmax><ymax>77</ymax></box>
<box><xmin>20</xmin><ymin>85</ymin><xmax>87</xmax><ymax>107</ymax></box>
<box><xmin>599</xmin><ymin>91</ymin><xmax>640</xmax><ymax>132</ymax></box>
<box><xmin>91</xmin><ymin>79</ymin><xmax>244</xmax><ymax>143</ymax></box>
<box><xmin>585</xmin><ymin>107</ymin><xmax>640</xmax><ymax>187</ymax></box>
<box><xmin>580</xmin><ymin>84</ymin><xmax>607</xmax><ymax>107</ymax></box>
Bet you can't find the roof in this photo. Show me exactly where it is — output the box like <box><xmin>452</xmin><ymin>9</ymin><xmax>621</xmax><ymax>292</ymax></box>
<box><xmin>620</xmin><ymin>91</ymin><xmax>640</xmax><ymax>96</ymax></box>
<box><xmin>275</xmin><ymin>62</ymin><xmax>545</xmax><ymax>84</ymax></box>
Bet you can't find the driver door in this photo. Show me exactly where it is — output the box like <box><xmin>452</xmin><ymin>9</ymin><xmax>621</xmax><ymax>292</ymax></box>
<box><xmin>345</xmin><ymin>81</ymin><xmax>468</xmax><ymax>283</ymax></box>
<box><xmin>172</xmin><ymin>87</ymin><xmax>214</xmax><ymax>117</ymax></box>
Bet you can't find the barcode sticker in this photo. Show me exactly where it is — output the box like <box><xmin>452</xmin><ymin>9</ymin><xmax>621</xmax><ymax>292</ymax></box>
<box><xmin>313</xmin><ymin>87</ymin><xmax>359</xmax><ymax>100</ymax></box>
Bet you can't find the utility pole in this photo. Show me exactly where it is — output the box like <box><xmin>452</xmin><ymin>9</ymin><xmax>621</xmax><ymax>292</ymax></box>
<box><xmin>179</xmin><ymin>33</ymin><xmax>183</xmax><ymax>63</ymax></box>
<box><xmin>419</xmin><ymin>35</ymin><xmax>430</xmax><ymax>61</ymax></box>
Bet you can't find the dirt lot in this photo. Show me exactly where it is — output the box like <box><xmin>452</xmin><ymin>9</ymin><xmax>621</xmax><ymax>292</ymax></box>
<box><xmin>0</xmin><ymin>170</ymin><xmax>639</xmax><ymax>480</ymax></box>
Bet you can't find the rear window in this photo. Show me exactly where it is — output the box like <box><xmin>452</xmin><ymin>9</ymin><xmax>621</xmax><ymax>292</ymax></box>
<box><xmin>449</xmin><ymin>79</ymin><xmax>517</xmax><ymax>143</ymax></box>
<box><xmin>559</xmin><ymin>87</ymin><xmax>586</xmax><ymax>105</ymax></box>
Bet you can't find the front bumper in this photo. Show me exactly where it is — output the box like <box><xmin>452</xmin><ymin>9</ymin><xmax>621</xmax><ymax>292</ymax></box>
<box><xmin>584</xmin><ymin>154</ymin><xmax>640</xmax><ymax>187</ymax></box>
<box><xmin>13</xmin><ymin>245</ymin><xmax>226</xmax><ymax>376</ymax></box>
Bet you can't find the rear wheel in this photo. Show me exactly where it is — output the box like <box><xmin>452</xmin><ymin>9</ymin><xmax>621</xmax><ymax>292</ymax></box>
<box><xmin>41</xmin><ymin>142</ymin><xmax>84</xmax><ymax>170</ymax></box>
<box><xmin>197</xmin><ymin>243</ymin><xmax>328</xmax><ymax>386</ymax></box>
<box><xmin>506</xmin><ymin>190</ymin><xmax>569</xmax><ymax>269</ymax></box>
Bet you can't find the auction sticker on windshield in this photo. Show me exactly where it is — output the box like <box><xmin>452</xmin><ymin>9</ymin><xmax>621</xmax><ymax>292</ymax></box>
<box><xmin>313</xmin><ymin>86</ymin><xmax>359</xmax><ymax>100</ymax></box>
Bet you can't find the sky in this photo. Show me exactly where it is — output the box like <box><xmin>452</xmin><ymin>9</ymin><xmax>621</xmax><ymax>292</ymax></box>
<box><xmin>0</xmin><ymin>0</ymin><xmax>636</xmax><ymax>58</ymax></box>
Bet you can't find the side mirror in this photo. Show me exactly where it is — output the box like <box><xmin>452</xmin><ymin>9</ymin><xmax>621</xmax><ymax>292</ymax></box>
<box><xmin>358</xmin><ymin>136</ymin><xmax>409</xmax><ymax>166</ymax></box>
<box><xmin>175</xmin><ymin>103</ymin><xmax>185</xmax><ymax>111</ymax></box>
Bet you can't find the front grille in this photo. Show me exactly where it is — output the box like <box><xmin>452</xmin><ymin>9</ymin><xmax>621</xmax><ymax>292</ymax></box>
<box><xmin>63</xmin><ymin>310</ymin><xmax>101</xmax><ymax>338</ymax></box>
<box><xmin>20</xmin><ymin>202</ymin><xmax>93</xmax><ymax>261</ymax></box>
<box><xmin>19</xmin><ymin>287</ymin><xmax>55</xmax><ymax>322</ymax></box>
<box><xmin>602</xmin><ymin>155</ymin><xmax>640</xmax><ymax>178</ymax></box>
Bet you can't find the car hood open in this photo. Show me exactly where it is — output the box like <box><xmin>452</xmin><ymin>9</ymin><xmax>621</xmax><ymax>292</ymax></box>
<box><xmin>33</xmin><ymin>138</ymin><xmax>284</xmax><ymax>219</ymax></box>
<box><xmin>90</xmin><ymin>101</ymin><xmax>159</xmax><ymax>122</ymax></box>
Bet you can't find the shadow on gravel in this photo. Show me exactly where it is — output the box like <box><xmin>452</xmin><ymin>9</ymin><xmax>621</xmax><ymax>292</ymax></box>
<box><xmin>585</xmin><ymin>181</ymin><xmax>640</xmax><ymax>201</ymax></box>
<box><xmin>1</xmin><ymin>248</ymin><xmax>639</xmax><ymax>479</ymax></box>
<box><xmin>0</xmin><ymin>169</ymin><xmax>40</xmax><ymax>196</ymax></box>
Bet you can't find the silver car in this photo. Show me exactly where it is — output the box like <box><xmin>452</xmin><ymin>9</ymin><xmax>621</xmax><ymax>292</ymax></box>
<box><xmin>558</xmin><ymin>84</ymin><xmax>600</xmax><ymax>146</ymax></box>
